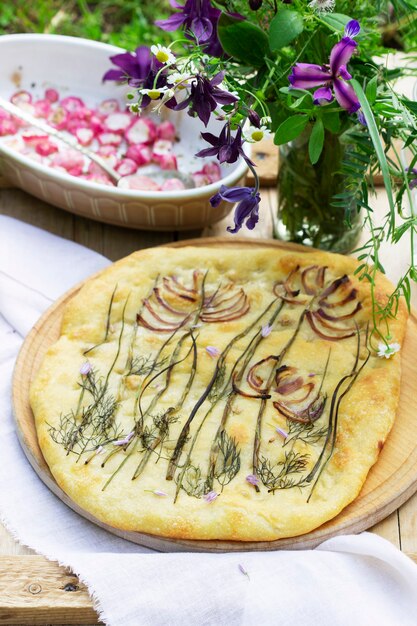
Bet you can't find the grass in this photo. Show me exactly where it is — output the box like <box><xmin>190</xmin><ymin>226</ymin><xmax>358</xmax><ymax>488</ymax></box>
<box><xmin>0</xmin><ymin>0</ymin><xmax>172</xmax><ymax>49</ymax></box>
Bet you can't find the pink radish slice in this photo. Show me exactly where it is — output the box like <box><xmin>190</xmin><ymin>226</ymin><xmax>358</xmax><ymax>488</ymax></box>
<box><xmin>44</xmin><ymin>88</ymin><xmax>59</xmax><ymax>103</ymax></box>
<box><xmin>98</xmin><ymin>99</ymin><xmax>120</xmax><ymax>115</ymax></box>
<box><xmin>157</xmin><ymin>120</ymin><xmax>176</xmax><ymax>141</ymax></box>
<box><xmin>75</xmin><ymin>127</ymin><xmax>94</xmax><ymax>146</ymax></box>
<box><xmin>118</xmin><ymin>175</ymin><xmax>161</xmax><ymax>191</ymax></box>
<box><xmin>202</xmin><ymin>162</ymin><xmax>221</xmax><ymax>181</ymax></box>
<box><xmin>193</xmin><ymin>173</ymin><xmax>211</xmax><ymax>187</ymax></box>
<box><xmin>33</xmin><ymin>99</ymin><xmax>52</xmax><ymax>118</ymax></box>
<box><xmin>125</xmin><ymin>118</ymin><xmax>156</xmax><ymax>145</ymax></box>
<box><xmin>0</xmin><ymin>119</ymin><xmax>18</xmax><ymax>136</ymax></box>
<box><xmin>153</xmin><ymin>139</ymin><xmax>173</xmax><ymax>156</ymax></box>
<box><xmin>154</xmin><ymin>153</ymin><xmax>178</xmax><ymax>170</ymax></box>
<box><xmin>10</xmin><ymin>90</ymin><xmax>32</xmax><ymax>106</ymax></box>
<box><xmin>35</xmin><ymin>140</ymin><xmax>59</xmax><ymax>156</ymax></box>
<box><xmin>52</xmin><ymin>149</ymin><xmax>84</xmax><ymax>171</ymax></box>
<box><xmin>98</xmin><ymin>132</ymin><xmax>122</xmax><ymax>146</ymax></box>
<box><xmin>104</xmin><ymin>113</ymin><xmax>131</xmax><ymax>132</ymax></box>
<box><xmin>116</xmin><ymin>158</ymin><xmax>138</xmax><ymax>176</ymax></box>
<box><xmin>60</xmin><ymin>96</ymin><xmax>85</xmax><ymax>112</ymax></box>
<box><xmin>48</xmin><ymin>106</ymin><xmax>68</xmax><ymax>130</ymax></box>
<box><xmin>125</xmin><ymin>144</ymin><xmax>152</xmax><ymax>166</ymax></box>
<box><xmin>161</xmin><ymin>178</ymin><xmax>186</xmax><ymax>191</ymax></box>
<box><xmin>22</xmin><ymin>133</ymin><xmax>49</xmax><ymax>145</ymax></box>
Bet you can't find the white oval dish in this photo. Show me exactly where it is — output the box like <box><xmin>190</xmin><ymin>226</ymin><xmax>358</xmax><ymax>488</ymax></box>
<box><xmin>0</xmin><ymin>34</ymin><xmax>248</xmax><ymax>231</ymax></box>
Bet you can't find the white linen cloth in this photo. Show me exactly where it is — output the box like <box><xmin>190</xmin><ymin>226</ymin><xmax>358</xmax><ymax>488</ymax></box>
<box><xmin>1</xmin><ymin>214</ymin><xmax>417</xmax><ymax>626</ymax></box>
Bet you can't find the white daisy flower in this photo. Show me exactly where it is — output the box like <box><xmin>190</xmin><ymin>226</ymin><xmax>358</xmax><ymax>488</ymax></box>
<box><xmin>140</xmin><ymin>86</ymin><xmax>171</xmax><ymax>100</ymax></box>
<box><xmin>167</xmin><ymin>71</ymin><xmax>192</xmax><ymax>89</ymax></box>
<box><xmin>150</xmin><ymin>44</ymin><xmax>176</xmax><ymax>65</ymax></box>
<box><xmin>152</xmin><ymin>89</ymin><xmax>175</xmax><ymax>113</ymax></box>
<box><xmin>309</xmin><ymin>0</ymin><xmax>335</xmax><ymax>12</ymax></box>
<box><xmin>377</xmin><ymin>342</ymin><xmax>401</xmax><ymax>359</ymax></box>
<box><xmin>244</xmin><ymin>125</ymin><xmax>267</xmax><ymax>143</ymax></box>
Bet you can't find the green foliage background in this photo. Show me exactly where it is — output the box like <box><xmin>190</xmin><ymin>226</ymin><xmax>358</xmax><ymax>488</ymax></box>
<box><xmin>0</xmin><ymin>0</ymin><xmax>170</xmax><ymax>49</ymax></box>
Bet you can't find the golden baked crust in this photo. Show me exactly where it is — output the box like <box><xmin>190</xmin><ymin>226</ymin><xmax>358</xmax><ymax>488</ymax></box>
<box><xmin>30</xmin><ymin>246</ymin><xmax>408</xmax><ymax>541</ymax></box>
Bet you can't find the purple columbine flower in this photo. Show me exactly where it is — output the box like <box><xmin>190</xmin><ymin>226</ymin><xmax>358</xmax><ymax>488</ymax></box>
<box><xmin>103</xmin><ymin>46</ymin><xmax>168</xmax><ymax>108</ymax></box>
<box><xmin>288</xmin><ymin>20</ymin><xmax>361</xmax><ymax>114</ymax></box>
<box><xmin>210</xmin><ymin>185</ymin><xmax>261</xmax><ymax>234</ymax></box>
<box><xmin>80</xmin><ymin>361</ymin><xmax>92</xmax><ymax>376</ymax></box>
<box><xmin>167</xmin><ymin>72</ymin><xmax>238</xmax><ymax>126</ymax></box>
<box><xmin>156</xmin><ymin>0</ymin><xmax>223</xmax><ymax>57</ymax></box>
<box><xmin>196</xmin><ymin>123</ymin><xmax>253</xmax><ymax>165</ymax></box>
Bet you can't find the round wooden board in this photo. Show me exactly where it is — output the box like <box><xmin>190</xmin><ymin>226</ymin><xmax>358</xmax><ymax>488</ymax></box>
<box><xmin>12</xmin><ymin>237</ymin><xmax>417</xmax><ymax>552</ymax></box>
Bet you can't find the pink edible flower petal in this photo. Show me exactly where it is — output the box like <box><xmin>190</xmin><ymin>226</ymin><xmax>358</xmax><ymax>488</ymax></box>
<box><xmin>261</xmin><ymin>324</ymin><xmax>272</xmax><ymax>338</ymax></box>
<box><xmin>246</xmin><ymin>474</ymin><xmax>259</xmax><ymax>486</ymax></box>
<box><xmin>203</xmin><ymin>491</ymin><xmax>218</xmax><ymax>503</ymax></box>
<box><xmin>276</xmin><ymin>427</ymin><xmax>288</xmax><ymax>439</ymax></box>
<box><xmin>114</xmin><ymin>431</ymin><xmax>135</xmax><ymax>446</ymax></box>
<box><xmin>157</xmin><ymin>120</ymin><xmax>176</xmax><ymax>141</ymax></box>
<box><xmin>206</xmin><ymin>346</ymin><xmax>220</xmax><ymax>357</ymax></box>
<box><xmin>80</xmin><ymin>361</ymin><xmax>92</xmax><ymax>376</ymax></box>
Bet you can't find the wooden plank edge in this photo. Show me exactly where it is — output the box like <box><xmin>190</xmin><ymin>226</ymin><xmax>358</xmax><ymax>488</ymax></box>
<box><xmin>1</xmin><ymin>550</ymin><xmax>417</xmax><ymax>624</ymax></box>
<box><xmin>0</xmin><ymin>555</ymin><xmax>100</xmax><ymax>625</ymax></box>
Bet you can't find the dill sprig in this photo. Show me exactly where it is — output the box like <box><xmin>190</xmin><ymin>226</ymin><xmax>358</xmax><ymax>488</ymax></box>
<box><xmin>256</xmin><ymin>451</ymin><xmax>310</xmax><ymax>492</ymax></box>
<box><xmin>175</xmin><ymin>463</ymin><xmax>205</xmax><ymax>498</ymax></box>
<box><xmin>213</xmin><ymin>430</ymin><xmax>241</xmax><ymax>490</ymax></box>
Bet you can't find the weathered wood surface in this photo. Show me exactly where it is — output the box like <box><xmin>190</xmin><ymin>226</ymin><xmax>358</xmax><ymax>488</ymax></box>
<box><xmin>0</xmin><ymin>178</ymin><xmax>416</xmax><ymax>623</ymax></box>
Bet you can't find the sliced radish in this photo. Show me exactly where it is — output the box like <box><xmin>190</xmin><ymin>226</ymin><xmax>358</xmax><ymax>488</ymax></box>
<box><xmin>98</xmin><ymin>99</ymin><xmax>120</xmax><ymax>115</ymax></box>
<box><xmin>98</xmin><ymin>132</ymin><xmax>122</xmax><ymax>146</ymax></box>
<box><xmin>52</xmin><ymin>149</ymin><xmax>84</xmax><ymax>172</ymax></box>
<box><xmin>22</xmin><ymin>132</ymin><xmax>49</xmax><ymax>145</ymax></box>
<box><xmin>157</xmin><ymin>121</ymin><xmax>176</xmax><ymax>141</ymax></box>
<box><xmin>202</xmin><ymin>162</ymin><xmax>221</xmax><ymax>181</ymax></box>
<box><xmin>48</xmin><ymin>106</ymin><xmax>68</xmax><ymax>130</ymax></box>
<box><xmin>0</xmin><ymin>119</ymin><xmax>18</xmax><ymax>136</ymax></box>
<box><xmin>89</xmin><ymin>115</ymin><xmax>105</xmax><ymax>135</ymax></box>
<box><xmin>75</xmin><ymin>127</ymin><xmax>94</xmax><ymax>146</ymax></box>
<box><xmin>125</xmin><ymin>144</ymin><xmax>152</xmax><ymax>166</ymax></box>
<box><xmin>117</xmin><ymin>175</ymin><xmax>161</xmax><ymax>191</ymax></box>
<box><xmin>44</xmin><ymin>88</ymin><xmax>59</xmax><ymax>103</ymax></box>
<box><xmin>104</xmin><ymin>112</ymin><xmax>131</xmax><ymax>133</ymax></box>
<box><xmin>60</xmin><ymin>96</ymin><xmax>85</xmax><ymax>112</ymax></box>
<box><xmin>33</xmin><ymin>99</ymin><xmax>52</xmax><ymax>118</ymax></box>
<box><xmin>116</xmin><ymin>158</ymin><xmax>138</xmax><ymax>176</ymax></box>
<box><xmin>125</xmin><ymin>118</ymin><xmax>156</xmax><ymax>145</ymax></box>
<box><xmin>35</xmin><ymin>140</ymin><xmax>59</xmax><ymax>156</ymax></box>
<box><xmin>153</xmin><ymin>139</ymin><xmax>173</xmax><ymax>156</ymax></box>
<box><xmin>193</xmin><ymin>173</ymin><xmax>211</xmax><ymax>187</ymax></box>
<box><xmin>86</xmin><ymin>173</ymin><xmax>114</xmax><ymax>186</ymax></box>
<box><xmin>10</xmin><ymin>90</ymin><xmax>32</xmax><ymax>106</ymax></box>
<box><xmin>161</xmin><ymin>178</ymin><xmax>186</xmax><ymax>191</ymax></box>
<box><xmin>154</xmin><ymin>153</ymin><xmax>178</xmax><ymax>170</ymax></box>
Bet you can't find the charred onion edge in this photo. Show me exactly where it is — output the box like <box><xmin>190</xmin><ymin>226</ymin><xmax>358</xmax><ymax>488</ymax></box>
<box><xmin>247</xmin><ymin>355</ymin><xmax>280</xmax><ymax>393</ymax></box>
<box><xmin>301</xmin><ymin>265</ymin><xmax>319</xmax><ymax>295</ymax></box>
<box><xmin>317</xmin><ymin>301</ymin><xmax>362</xmax><ymax>322</ymax></box>
<box><xmin>320</xmin><ymin>288</ymin><xmax>358</xmax><ymax>309</ymax></box>
<box><xmin>273</xmin><ymin>394</ymin><xmax>326</xmax><ymax>424</ymax></box>
<box><xmin>232</xmin><ymin>372</ymin><xmax>271</xmax><ymax>399</ymax></box>
<box><xmin>306</xmin><ymin>311</ymin><xmax>356</xmax><ymax>341</ymax></box>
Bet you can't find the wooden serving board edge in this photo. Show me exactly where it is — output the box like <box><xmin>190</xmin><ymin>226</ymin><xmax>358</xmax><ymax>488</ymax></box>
<box><xmin>11</xmin><ymin>237</ymin><xmax>417</xmax><ymax>554</ymax></box>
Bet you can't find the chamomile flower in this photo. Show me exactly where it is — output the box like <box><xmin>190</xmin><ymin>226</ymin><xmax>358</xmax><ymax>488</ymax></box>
<box><xmin>150</xmin><ymin>44</ymin><xmax>176</xmax><ymax>65</ymax></box>
<box><xmin>244</xmin><ymin>125</ymin><xmax>267</xmax><ymax>143</ymax></box>
<box><xmin>167</xmin><ymin>71</ymin><xmax>192</xmax><ymax>88</ymax></box>
<box><xmin>309</xmin><ymin>0</ymin><xmax>335</xmax><ymax>12</ymax></box>
<box><xmin>152</xmin><ymin>89</ymin><xmax>175</xmax><ymax>113</ymax></box>
<box><xmin>140</xmin><ymin>86</ymin><xmax>171</xmax><ymax>100</ymax></box>
<box><xmin>377</xmin><ymin>342</ymin><xmax>401</xmax><ymax>359</ymax></box>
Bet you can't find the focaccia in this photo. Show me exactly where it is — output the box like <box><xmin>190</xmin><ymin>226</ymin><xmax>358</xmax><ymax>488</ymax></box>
<box><xmin>30</xmin><ymin>246</ymin><xmax>408</xmax><ymax>541</ymax></box>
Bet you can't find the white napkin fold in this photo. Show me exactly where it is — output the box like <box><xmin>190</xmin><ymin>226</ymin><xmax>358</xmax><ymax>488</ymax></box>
<box><xmin>1</xmin><ymin>214</ymin><xmax>417</xmax><ymax>626</ymax></box>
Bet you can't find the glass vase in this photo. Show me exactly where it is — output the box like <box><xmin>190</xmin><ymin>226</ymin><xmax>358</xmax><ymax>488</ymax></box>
<box><xmin>275</xmin><ymin>128</ymin><xmax>362</xmax><ymax>253</ymax></box>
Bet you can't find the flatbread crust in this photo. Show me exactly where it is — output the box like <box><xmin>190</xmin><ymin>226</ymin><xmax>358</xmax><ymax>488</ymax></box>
<box><xmin>30</xmin><ymin>246</ymin><xmax>408</xmax><ymax>541</ymax></box>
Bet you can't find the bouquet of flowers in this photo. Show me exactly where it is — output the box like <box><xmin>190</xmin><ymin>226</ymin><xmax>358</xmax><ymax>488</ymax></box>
<box><xmin>104</xmin><ymin>0</ymin><xmax>417</xmax><ymax>346</ymax></box>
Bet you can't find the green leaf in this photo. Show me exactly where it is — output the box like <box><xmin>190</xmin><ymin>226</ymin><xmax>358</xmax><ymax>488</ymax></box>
<box><xmin>290</xmin><ymin>93</ymin><xmax>313</xmax><ymax>111</ymax></box>
<box><xmin>274</xmin><ymin>115</ymin><xmax>309</xmax><ymax>145</ymax></box>
<box><xmin>351</xmin><ymin>79</ymin><xmax>396</xmax><ymax>235</ymax></box>
<box><xmin>269</xmin><ymin>9</ymin><xmax>304</xmax><ymax>50</ymax></box>
<box><xmin>218</xmin><ymin>14</ymin><xmax>269</xmax><ymax>67</ymax></box>
<box><xmin>321</xmin><ymin>13</ymin><xmax>352</xmax><ymax>33</ymax></box>
<box><xmin>365</xmin><ymin>76</ymin><xmax>378</xmax><ymax>104</ymax></box>
<box><xmin>322</xmin><ymin>112</ymin><xmax>341</xmax><ymax>133</ymax></box>
<box><xmin>308</xmin><ymin>119</ymin><xmax>325</xmax><ymax>165</ymax></box>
